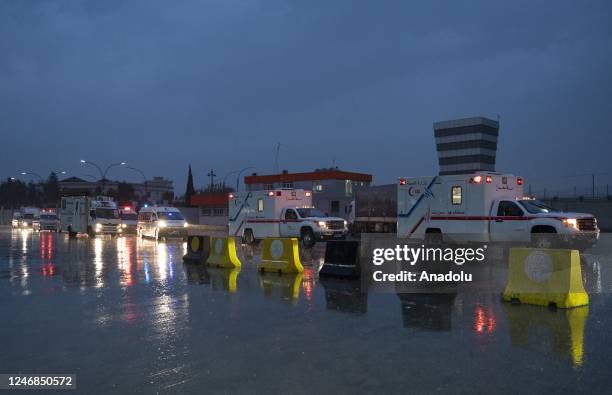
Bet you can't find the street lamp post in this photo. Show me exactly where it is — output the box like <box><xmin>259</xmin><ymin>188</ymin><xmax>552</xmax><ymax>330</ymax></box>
<box><xmin>236</xmin><ymin>166</ymin><xmax>255</xmax><ymax>192</ymax></box>
<box><xmin>221</xmin><ymin>170</ymin><xmax>240</xmax><ymax>189</ymax></box>
<box><xmin>20</xmin><ymin>172</ymin><xmax>44</xmax><ymax>183</ymax></box>
<box><xmin>103</xmin><ymin>162</ymin><xmax>126</xmax><ymax>180</ymax></box>
<box><xmin>80</xmin><ymin>159</ymin><xmax>127</xmax><ymax>194</ymax></box>
<box><xmin>124</xmin><ymin>165</ymin><xmax>148</xmax><ymax>201</ymax></box>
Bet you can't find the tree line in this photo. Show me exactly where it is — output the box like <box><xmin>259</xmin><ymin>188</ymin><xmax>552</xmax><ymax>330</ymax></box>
<box><xmin>0</xmin><ymin>172</ymin><xmax>163</xmax><ymax>209</ymax></box>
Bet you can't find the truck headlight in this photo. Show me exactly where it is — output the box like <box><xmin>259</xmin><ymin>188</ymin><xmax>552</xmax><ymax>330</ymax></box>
<box><xmin>343</xmin><ymin>220</ymin><xmax>348</xmax><ymax>227</ymax></box>
<box><xmin>183</xmin><ymin>222</ymin><xmax>189</xmax><ymax>228</ymax></box>
<box><xmin>121</xmin><ymin>223</ymin><xmax>127</xmax><ymax>228</ymax></box>
<box><xmin>158</xmin><ymin>220</ymin><xmax>167</xmax><ymax>228</ymax></box>
<box><xmin>318</xmin><ymin>221</ymin><xmax>327</xmax><ymax>228</ymax></box>
<box><xmin>562</xmin><ymin>218</ymin><xmax>579</xmax><ymax>230</ymax></box>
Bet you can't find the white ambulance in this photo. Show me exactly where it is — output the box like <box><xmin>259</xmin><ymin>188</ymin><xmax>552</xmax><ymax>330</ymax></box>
<box><xmin>137</xmin><ymin>206</ymin><xmax>188</xmax><ymax>240</ymax></box>
<box><xmin>60</xmin><ymin>196</ymin><xmax>122</xmax><ymax>237</ymax></box>
<box><xmin>397</xmin><ymin>172</ymin><xmax>599</xmax><ymax>249</ymax></box>
<box><xmin>229</xmin><ymin>189</ymin><xmax>348</xmax><ymax>247</ymax></box>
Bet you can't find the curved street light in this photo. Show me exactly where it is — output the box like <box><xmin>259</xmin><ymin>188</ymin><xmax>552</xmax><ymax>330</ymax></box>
<box><xmin>236</xmin><ymin>166</ymin><xmax>255</xmax><ymax>192</ymax></box>
<box><xmin>80</xmin><ymin>159</ymin><xmax>127</xmax><ymax>192</ymax></box>
<box><xmin>221</xmin><ymin>170</ymin><xmax>240</xmax><ymax>189</ymax></box>
<box><xmin>20</xmin><ymin>171</ymin><xmax>44</xmax><ymax>182</ymax></box>
<box><xmin>103</xmin><ymin>162</ymin><xmax>127</xmax><ymax>180</ymax></box>
<box><xmin>79</xmin><ymin>159</ymin><xmax>104</xmax><ymax>179</ymax></box>
<box><xmin>123</xmin><ymin>165</ymin><xmax>148</xmax><ymax>200</ymax></box>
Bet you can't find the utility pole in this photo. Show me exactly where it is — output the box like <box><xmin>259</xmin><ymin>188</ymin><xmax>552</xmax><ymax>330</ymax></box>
<box><xmin>274</xmin><ymin>143</ymin><xmax>280</xmax><ymax>174</ymax></box>
<box><xmin>207</xmin><ymin>169</ymin><xmax>216</xmax><ymax>190</ymax></box>
<box><xmin>592</xmin><ymin>174</ymin><xmax>595</xmax><ymax>199</ymax></box>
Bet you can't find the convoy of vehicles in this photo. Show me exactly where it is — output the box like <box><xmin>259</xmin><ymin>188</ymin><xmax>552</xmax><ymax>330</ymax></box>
<box><xmin>5</xmin><ymin>169</ymin><xmax>601</xmax><ymax>252</ymax></box>
<box><xmin>229</xmin><ymin>189</ymin><xmax>348</xmax><ymax>247</ymax></box>
<box><xmin>396</xmin><ymin>172</ymin><xmax>599</xmax><ymax>249</ymax></box>
<box><xmin>33</xmin><ymin>210</ymin><xmax>60</xmax><ymax>232</ymax></box>
<box><xmin>59</xmin><ymin>196</ymin><xmax>122</xmax><ymax>237</ymax></box>
<box><xmin>137</xmin><ymin>206</ymin><xmax>188</xmax><ymax>240</ymax></box>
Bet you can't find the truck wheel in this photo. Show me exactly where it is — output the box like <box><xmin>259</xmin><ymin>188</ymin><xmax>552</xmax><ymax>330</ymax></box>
<box><xmin>243</xmin><ymin>229</ymin><xmax>256</xmax><ymax>245</ymax></box>
<box><xmin>425</xmin><ymin>229</ymin><xmax>442</xmax><ymax>245</ymax></box>
<box><xmin>301</xmin><ymin>228</ymin><xmax>315</xmax><ymax>248</ymax></box>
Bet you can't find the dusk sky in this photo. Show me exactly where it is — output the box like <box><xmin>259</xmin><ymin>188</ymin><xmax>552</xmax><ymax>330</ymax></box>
<box><xmin>1</xmin><ymin>0</ymin><xmax>611</xmax><ymax>196</ymax></box>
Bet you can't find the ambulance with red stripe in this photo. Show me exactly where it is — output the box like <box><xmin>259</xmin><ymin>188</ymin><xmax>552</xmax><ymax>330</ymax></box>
<box><xmin>229</xmin><ymin>189</ymin><xmax>348</xmax><ymax>247</ymax></box>
<box><xmin>397</xmin><ymin>172</ymin><xmax>599</xmax><ymax>250</ymax></box>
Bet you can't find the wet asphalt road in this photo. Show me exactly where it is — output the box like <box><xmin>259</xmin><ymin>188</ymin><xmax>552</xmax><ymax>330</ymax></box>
<box><xmin>0</xmin><ymin>227</ymin><xmax>611</xmax><ymax>394</ymax></box>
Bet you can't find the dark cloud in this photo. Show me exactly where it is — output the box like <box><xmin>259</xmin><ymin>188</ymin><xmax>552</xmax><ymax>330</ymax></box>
<box><xmin>1</xmin><ymin>0</ymin><xmax>611</xmax><ymax>193</ymax></box>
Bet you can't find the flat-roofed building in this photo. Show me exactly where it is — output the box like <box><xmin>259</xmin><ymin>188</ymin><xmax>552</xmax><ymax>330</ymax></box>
<box><xmin>434</xmin><ymin>116</ymin><xmax>499</xmax><ymax>175</ymax></box>
<box><xmin>244</xmin><ymin>168</ymin><xmax>372</xmax><ymax>219</ymax></box>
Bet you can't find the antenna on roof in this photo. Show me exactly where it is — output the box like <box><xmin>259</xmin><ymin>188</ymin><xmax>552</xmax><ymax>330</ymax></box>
<box><xmin>274</xmin><ymin>143</ymin><xmax>281</xmax><ymax>173</ymax></box>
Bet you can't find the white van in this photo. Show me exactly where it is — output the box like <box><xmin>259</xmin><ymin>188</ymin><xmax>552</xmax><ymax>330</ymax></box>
<box><xmin>138</xmin><ymin>206</ymin><xmax>188</xmax><ymax>240</ymax></box>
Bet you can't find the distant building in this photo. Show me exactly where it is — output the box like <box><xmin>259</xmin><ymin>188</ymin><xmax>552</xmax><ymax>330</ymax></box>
<box><xmin>433</xmin><ymin>116</ymin><xmax>499</xmax><ymax>175</ymax></box>
<box><xmin>190</xmin><ymin>192</ymin><xmax>229</xmax><ymax>226</ymax></box>
<box><xmin>244</xmin><ymin>168</ymin><xmax>372</xmax><ymax>218</ymax></box>
<box><xmin>58</xmin><ymin>176</ymin><xmax>174</xmax><ymax>205</ymax></box>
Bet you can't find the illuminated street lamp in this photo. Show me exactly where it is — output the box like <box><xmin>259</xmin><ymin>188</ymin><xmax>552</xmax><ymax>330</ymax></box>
<box><xmin>20</xmin><ymin>171</ymin><xmax>43</xmax><ymax>182</ymax></box>
<box><xmin>80</xmin><ymin>159</ymin><xmax>104</xmax><ymax>179</ymax></box>
<box><xmin>80</xmin><ymin>159</ymin><xmax>127</xmax><ymax>192</ymax></box>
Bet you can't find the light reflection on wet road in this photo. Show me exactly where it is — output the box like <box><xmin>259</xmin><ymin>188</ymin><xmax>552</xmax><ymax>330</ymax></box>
<box><xmin>0</xmin><ymin>228</ymin><xmax>611</xmax><ymax>393</ymax></box>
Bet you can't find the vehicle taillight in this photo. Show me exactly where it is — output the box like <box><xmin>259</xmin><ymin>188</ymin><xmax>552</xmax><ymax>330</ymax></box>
<box><xmin>399</xmin><ymin>179</ymin><xmax>407</xmax><ymax>186</ymax></box>
<box><xmin>486</xmin><ymin>175</ymin><xmax>492</xmax><ymax>184</ymax></box>
<box><xmin>517</xmin><ymin>178</ymin><xmax>524</xmax><ymax>185</ymax></box>
<box><xmin>267</xmin><ymin>191</ymin><xmax>274</xmax><ymax>197</ymax></box>
<box><xmin>471</xmin><ymin>175</ymin><xmax>483</xmax><ymax>184</ymax></box>
<box><xmin>228</xmin><ymin>193</ymin><xmax>234</xmax><ymax>199</ymax></box>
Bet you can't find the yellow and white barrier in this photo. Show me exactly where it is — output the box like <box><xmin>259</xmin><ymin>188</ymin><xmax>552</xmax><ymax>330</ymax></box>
<box><xmin>503</xmin><ymin>248</ymin><xmax>588</xmax><ymax>308</ymax></box>
<box><xmin>206</xmin><ymin>236</ymin><xmax>242</xmax><ymax>269</ymax></box>
<box><xmin>258</xmin><ymin>237</ymin><xmax>304</xmax><ymax>274</ymax></box>
<box><xmin>182</xmin><ymin>235</ymin><xmax>210</xmax><ymax>264</ymax></box>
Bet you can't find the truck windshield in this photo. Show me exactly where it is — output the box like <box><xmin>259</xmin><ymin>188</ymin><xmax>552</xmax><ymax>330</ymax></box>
<box><xmin>40</xmin><ymin>214</ymin><xmax>57</xmax><ymax>220</ymax></box>
<box><xmin>95</xmin><ymin>208</ymin><xmax>119</xmax><ymax>219</ymax></box>
<box><xmin>518</xmin><ymin>200</ymin><xmax>554</xmax><ymax>214</ymax></box>
<box><xmin>23</xmin><ymin>214</ymin><xmax>35</xmax><ymax>219</ymax></box>
<box><xmin>297</xmin><ymin>208</ymin><xmax>326</xmax><ymax>218</ymax></box>
<box><xmin>120</xmin><ymin>213</ymin><xmax>138</xmax><ymax>221</ymax></box>
<box><xmin>158</xmin><ymin>212</ymin><xmax>184</xmax><ymax>221</ymax></box>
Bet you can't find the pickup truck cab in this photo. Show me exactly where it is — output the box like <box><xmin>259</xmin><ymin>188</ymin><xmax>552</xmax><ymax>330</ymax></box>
<box><xmin>398</xmin><ymin>172</ymin><xmax>599</xmax><ymax>250</ymax></box>
<box><xmin>229</xmin><ymin>189</ymin><xmax>348</xmax><ymax>247</ymax></box>
<box><xmin>491</xmin><ymin>198</ymin><xmax>599</xmax><ymax>250</ymax></box>
<box><xmin>280</xmin><ymin>207</ymin><xmax>348</xmax><ymax>246</ymax></box>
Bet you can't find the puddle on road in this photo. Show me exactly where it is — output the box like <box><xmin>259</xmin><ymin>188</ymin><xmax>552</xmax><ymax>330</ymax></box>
<box><xmin>1</xmin><ymin>228</ymin><xmax>611</xmax><ymax>392</ymax></box>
